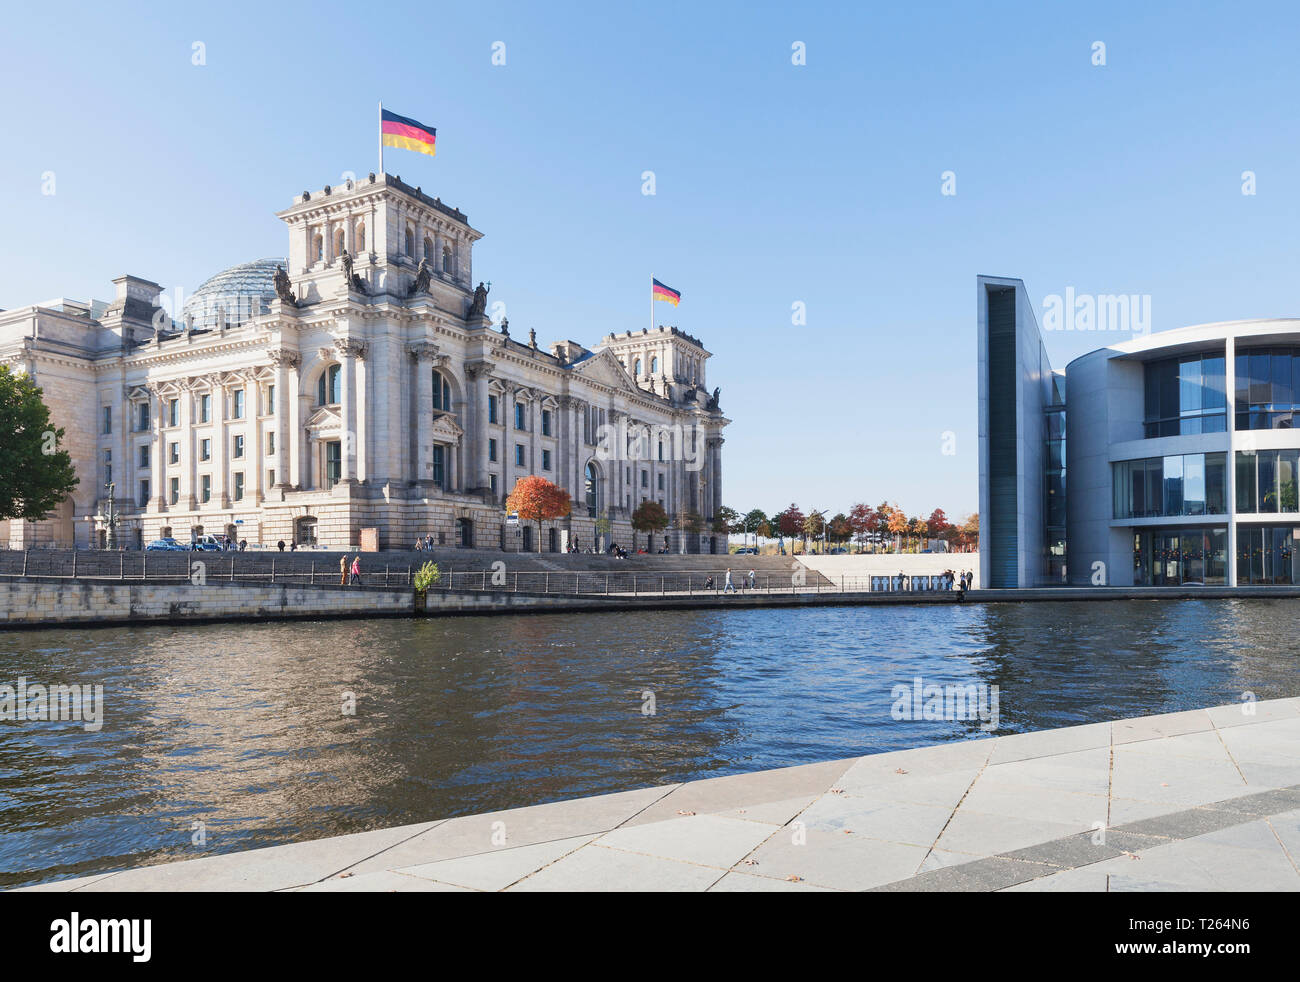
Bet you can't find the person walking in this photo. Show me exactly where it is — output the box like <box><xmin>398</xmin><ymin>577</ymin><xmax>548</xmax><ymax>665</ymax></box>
<box><xmin>350</xmin><ymin>555</ymin><xmax>362</xmax><ymax>586</ymax></box>
<box><xmin>724</xmin><ymin>568</ymin><xmax>736</xmax><ymax>594</ymax></box>
<box><xmin>747</xmin><ymin>568</ymin><xmax>756</xmax><ymax>591</ymax></box>
<box><xmin>339</xmin><ymin>553</ymin><xmax>348</xmax><ymax>586</ymax></box>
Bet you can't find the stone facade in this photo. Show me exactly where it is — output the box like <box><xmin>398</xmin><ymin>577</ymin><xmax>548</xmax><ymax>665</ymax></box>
<box><xmin>0</xmin><ymin>174</ymin><xmax>728</xmax><ymax>552</ymax></box>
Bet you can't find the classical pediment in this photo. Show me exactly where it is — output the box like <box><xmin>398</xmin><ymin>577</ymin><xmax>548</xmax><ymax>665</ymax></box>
<box><xmin>431</xmin><ymin>411</ymin><xmax>464</xmax><ymax>442</ymax></box>
<box><xmin>571</xmin><ymin>348</ymin><xmax>643</xmax><ymax>395</ymax></box>
<box><xmin>306</xmin><ymin>404</ymin><xmax>342</xmax><ymax>432</ymax></box>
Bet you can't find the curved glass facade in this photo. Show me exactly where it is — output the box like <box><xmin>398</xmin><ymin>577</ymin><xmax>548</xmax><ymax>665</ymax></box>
<box><xmin>1113</xmin><ymin>453</ymin><xmax>1227</xmax><ymax>519</ymax></box>
<box><xmin>1234</xmin><ymin>347</ymin><xmax>1300</xmax><ymax>430</ymax></box>
<box><xmin>1143</xmin><ymin>352</ymin><xmax>1226</xmax><ymax>437</ymax></box>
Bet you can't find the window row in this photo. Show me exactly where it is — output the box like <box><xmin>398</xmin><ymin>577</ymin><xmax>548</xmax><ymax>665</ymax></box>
<box><xmin>1235</xmin><ymin>449</ymin><xmax>1300</xmax><ymax>513</ymax></box>
<box><xmin>1143</xmin><ymin>353</ymin><xmax>1226</xmax><ymax>438</ymax></box>
<box><xmin>1234</xmin><ymin>347</ymin><xmax>1300</xmax><ymax>430</ymax></box>
<box><xmin>1134</xmin><ymin>525</ymin><xmax>1300</xmax><ymax>586</ymax></box>
<box><xmin>1112</xmin><ymin>453</ymin><xmax>1227</xmax><ymax>519</ymax></box>
<box><xmin>106</xmin><ymin>388</ymin><xmax>276</xmax><ymax>435</ymax></box>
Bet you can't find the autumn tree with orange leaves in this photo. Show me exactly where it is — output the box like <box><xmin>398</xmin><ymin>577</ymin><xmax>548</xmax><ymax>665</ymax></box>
<box><xmin>505</xmin><ymin>475</ymin><xmax>571</xmax><ymax>553</ymax></box>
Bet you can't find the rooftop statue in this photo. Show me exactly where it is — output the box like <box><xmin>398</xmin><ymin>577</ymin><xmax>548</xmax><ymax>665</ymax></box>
<box><xmin>468</xmin><ymin>281</ymin><xmax>489</xmax><ymax>318</ymax></box>
<box><xmin>273</xmin><ymin>265</ymin><xmax>297</xmax><ymax>306</ymax></box>
<box><xmin>409</xmin><ymin>257</ymin><xmax>432</xmax><ymax>296</ymax></box>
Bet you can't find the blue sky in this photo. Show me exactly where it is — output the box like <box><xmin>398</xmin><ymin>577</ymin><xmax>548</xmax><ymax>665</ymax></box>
<box><xmin>4</xmin><ymin>1</ymin><xmax>1299</xmax><ymax>521</ymax></box>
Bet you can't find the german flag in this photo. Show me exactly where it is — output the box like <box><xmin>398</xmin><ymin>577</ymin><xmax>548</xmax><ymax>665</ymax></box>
<box><xmin>382</xmin><ymin>109</ymin><xmax>437</xmax><ymax>158</ymax></box>
<box><xmin>652</xmin><ymin>278</ymin><xmax>681</xmax><ymax>306</ymax></box>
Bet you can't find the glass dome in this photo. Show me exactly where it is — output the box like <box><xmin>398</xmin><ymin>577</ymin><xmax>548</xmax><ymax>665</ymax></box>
<box><xmin>182</xmin><ymin>257</ymin><xmax>288</xmax><ymax>330</ymax></box>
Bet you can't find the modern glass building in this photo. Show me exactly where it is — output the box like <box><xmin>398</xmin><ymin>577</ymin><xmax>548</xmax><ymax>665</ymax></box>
<box><xmin>978</xmin><ymin>275</ymin><xmax>1300</xmax><ymax>588</ymax></box>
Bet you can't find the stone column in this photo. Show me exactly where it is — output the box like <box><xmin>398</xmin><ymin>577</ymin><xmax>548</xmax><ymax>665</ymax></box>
<box><xmin>209</xmin><ymin>377</ymin><xmax>228</xmax><ymax>508</ymax></box>
<box><xmin>269</xmin><ymin>350</ymin><xmax>299</xmax><ymax>491</ymax></box>
<box><xmin>181</xmin><ymin>381</ymin><xmax>196</xmax><ymax>509</ymax></box>
<box><xmin>148</xmin><ymin>387</ymin><xmax>166</xmax><ymax>513</ymax></box>
<box><xmin>335</xmin><ymin>338</ymin><xmax>365</xmax><ymax>485</ymax></box>
<box><xmin>409</xmin><ymin>343</ymin><xmax>438</xmax><ymax>486</ymax></box>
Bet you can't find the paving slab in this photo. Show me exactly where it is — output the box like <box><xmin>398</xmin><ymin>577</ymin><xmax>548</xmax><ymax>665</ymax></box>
<box><xmin>341</xmin><ymin>784</ymin><xmax>677</xmax><ymax>876</ymax></box>
<box><xmin>395</xmin><ymin>835</ymin><xmax>598</xmax><ymax>891</ymax></box>
<box><xmin>596</xmin><ymin>814</ymin><xmax>777</xmax><ymax>868</ymax></box>
<box><xmin>622</xmin><ymin>758</ymin><xmax>856</xmax><ymax>827</ymax></box>
<box><xmin>505</xmin><ymin>844</ymin><xmax>723</xmax><ymax>891</ymax></box>
<box><xmin>1112</xmin><ymin>709</ymin><xmax>1214</xmax><ymax>745</ymax></box>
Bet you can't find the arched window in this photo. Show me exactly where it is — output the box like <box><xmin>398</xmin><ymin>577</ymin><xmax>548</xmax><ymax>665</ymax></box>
<box><xmin>317</xmin><ymin>364</ymin><xmax>341</xmax><ymax>405</ymax></box>
<box><xmin>432</xmin><ymin>370</ymin><xmax>452</xmax><ymax>412</ymax></box>
<box><xmin>334</xmin><ymin>227</ymin><xmax>345</xmax><ymax>257</ymax></box>
<box><xmin>584</xmin><ymin>461</ymin><xmax>599</xmax><ymax>517</ymax></box>
<box><xmin>442</xmin><ymin>245</ymin><xmax>452</xmax><ymax>273</ymax></box>
<box><xmin>312</xmin><ymin>232</ymin><xmax>323</xmax><ymax>263</ymax></box>
<box><xmin>423</xmin><ymin>236</ymin><xmax>434</xmax><ymax>260</ymax></box>
<box><xmin>405</xmin><ymin>224</ymin><xmax>415</xmax><ymax>256</ymax></box>
<box><xmin>650</xmin><ymin>356</ymin><xmax>659</xmax><ymax>374</ymax></box>
<box><xmin>634</xmin><ymin>358</ymin><xmax>642</xmax><ymax>375</ymax></box>
<box><xmin>355</xmin><ymin>220</ymin><xmax>366</xmax><ymax>252</ymax></box>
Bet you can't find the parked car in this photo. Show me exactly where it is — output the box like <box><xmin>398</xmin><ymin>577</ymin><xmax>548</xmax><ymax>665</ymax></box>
<box><xmin>145</xmin><ymin>538</ymin><xmax>187</xmax><ymax>551</ymax></box>
<box><xmin>734</xmin><ymin>547</ymin><xmax>758</xmax><ymax>555</ymax></box>
<box><xmin>189</xmin><ymin>534</ymin><xmax>223</xmax><ymax>551</ymax></box>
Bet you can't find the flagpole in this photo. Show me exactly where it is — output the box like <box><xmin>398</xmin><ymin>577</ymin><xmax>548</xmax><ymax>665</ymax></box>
<box><xmin>378</xmin><ymin>101</ymin><xmax>384</xmax><ymax>175</ymax></box>
<box><xmin>649</xmin><ymin>275</ymin><xmax>653</xmax><ymax>335</ymax></box>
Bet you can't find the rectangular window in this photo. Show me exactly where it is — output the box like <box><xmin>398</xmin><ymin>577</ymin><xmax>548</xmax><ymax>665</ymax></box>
<box><xmin>168</xmin><ymin>442</ymin><xmax>179</xmax><ymax>464</ymax></box>
<box><xmin>232</xmin><ymin>389</ymin><xmax>245</xmax><ymax>419</ymax></box>
<box><xmin>433</xmin><ymin>445</ymin><xmax>445</xmax><ymax>487</ymax></box>
<box><xmin>657</xmin><ymin>473</ymin><xmax>665</xmax><ymax>490</ymax></box>
<box><xmin>233</xmin><ymin>472</ymin><xmax>245</xmax><ymax>501</ymax></box>
<box><xmin>1259</xmin><ymin>449</ymin><xmax>1278</xmax><ymax>512</ymax></box>
<box><xmin>266</xmin><ymin>384</ymin><xmax>275</xmax><ymax>415</ymax></box>
<box><xmin>515</xmin><ymin>444</ymin><xmax>525</xmax><ymax>466</ymax></box>
<box><xmin>139</xmin><ymin>480</ymin><xmax>149</xmax><ymax>506</ymax></box>
<box><xmin>199</xmin><ymin>394</ymin><xmax>211</xmax><ymax>423</ymax></box>
<box><xmin>489</xmin><ymin>394</ymin><xmax>499</xmax><ymax>424</ymax></box>
<box><xmin>168</xmin><ymin>398</ymin><xmax>179</xmax><ymax>427</ymax></box>
<box><xmin>200</xmin><ymin>475</ymin><xmax>211</xmax><ymax>503</ymax></box>
<box><xmin>1280</xmin><ymin>449</ymin><xmax>1299</xmax><ymax>512</ymax></box>
<box><xmin>542</xmin><ymin>449</ymin><xmax>551</xmax><ymax>470</ymax></box>
<box><xmin>641</xmin><ymin>469</ymin><xmax>648</xmax><ymax>488</ymax></box>
<box><xmin>325</xmin><ymin>441</ymin><xmax>342</xmax><ymax>487</ymax></box>
<box><xmin>490</xmin><ymin>474</ymin><xmax>498</xmax><ymax>495</ymax></box>
<box><xmin>139</xmin><ymin>445</ymin><xmax>150</xmax><ymax>468</ymax></box>
<box><xmin>489</xmin><ymin>438</ymin><xmax>497</xmax><ymax>462</ymax></box>
<box><xmin>1237</xmin><ymin>451</ymin><xmax>1257</xmax><ymax>512</ymax></box>
<box><xmin>169</xmin><ymin>477</ymin><xmax>179</xmax><ymax>505</ymax></box>
<box><xmin>233</xmin><ymin>435</ymin><xmax>245</xmax><ymax>458</ymax></box>
<box><xmin>515</xmin><ymin>403</ymin><xmax>526</xmax><ymax>429</ymax></box>
<box><xmin>267</xmin><ymin>431</ymin><xmax>275</xmax><ymax>454</ymax></box>
<box><xmin>137</xmin><ymin>403</ymin><xmax>150</xmax><ymax>432</ymax></box>
<box><xmin>267</xmin><ymin>469</ymin><xmax>275</xmax><ymax>488</ymax></box>
<box><xmin>200</xmin><ymin>438</ymin><xmax>211</xmax><ymax>461</ymax></box>
<box><xmin>542</xmin><ymin>409</ymin><xmax>552</xmax><ymax>436</ymax></box>
<box><xmin>102</xmin><ymin>406</ymin><xmax>112</xmax><ymax>434</ymax></box>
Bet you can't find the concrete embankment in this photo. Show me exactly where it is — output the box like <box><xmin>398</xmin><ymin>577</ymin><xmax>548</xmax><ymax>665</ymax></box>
<box><xmin>6</xmin><ymin>575</ymin><xmax>1300</xmax><ymax>629</ymax></box>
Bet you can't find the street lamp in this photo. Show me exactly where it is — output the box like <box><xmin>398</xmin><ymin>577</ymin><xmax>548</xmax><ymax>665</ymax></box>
<box><xmin>102</xmin><ymin>482</ymin><xmax>120</xmax><ymax>550</ymax></box>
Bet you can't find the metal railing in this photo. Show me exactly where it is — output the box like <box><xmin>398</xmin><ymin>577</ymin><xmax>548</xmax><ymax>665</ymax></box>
<box><xmin>0</xmin><ymin>550</ymin><xmax>975</xmax><ymax>596</ymax></box>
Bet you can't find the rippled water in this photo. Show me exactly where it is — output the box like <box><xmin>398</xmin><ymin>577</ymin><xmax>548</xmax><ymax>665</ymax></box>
<box><xmin>1</xmin><ymin>600</ymin><xmax>1297</xmax><ymax>887</ymax></box>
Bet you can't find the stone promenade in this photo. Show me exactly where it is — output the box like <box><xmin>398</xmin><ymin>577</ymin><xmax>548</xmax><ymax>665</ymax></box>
<box><xmin>15</xmin><ymin>697</ymin><xmax>1300</xmax><ymax>892</ymax></box>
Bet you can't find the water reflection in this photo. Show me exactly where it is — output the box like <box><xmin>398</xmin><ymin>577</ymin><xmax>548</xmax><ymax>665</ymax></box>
<box><xmin>0</xmin><ymin>601</ymin><xmax>1296</xmax><ymax>887</ymax></box>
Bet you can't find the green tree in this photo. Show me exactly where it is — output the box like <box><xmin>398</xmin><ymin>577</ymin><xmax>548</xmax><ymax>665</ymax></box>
<box><xmin>631</xmin><ymin>499</ymin><xmax>669</xmax><ymax>551</ymax></box>
<box><xmin>802</xmin><ymin>509</ymin><xmax>825</xmax><ymax>553</ymax></box>
<box><xmin>742</xmin><ymin>508</ymin><xmax>768</xmax><ymax>551</ymax></box>
<box><xmin>0</xmin><ymin>365</ymin><xmax>79</xmax><ymax>522</ymax></box>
